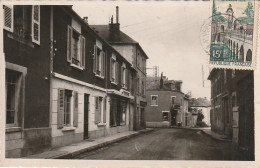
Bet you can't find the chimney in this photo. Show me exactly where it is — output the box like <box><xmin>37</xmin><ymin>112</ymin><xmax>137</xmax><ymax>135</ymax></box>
<box><xmin>83</xmin><ymin>17</ymin><xmax>88</xmax><ymax>24</ymax></box>
<box><xmin>116</xmin><ymin>6</ymin><xmax>119</xmax><ymax>23</ymax></box>
<box><xmin>160</xmin><ymin>72</ymin><xmax>164</xmax><ymax>89</ymax></box>
<box><xmin>109</xmin><ymin>7</ymin><xmax>120</xmax><ymax>32</ymax></box>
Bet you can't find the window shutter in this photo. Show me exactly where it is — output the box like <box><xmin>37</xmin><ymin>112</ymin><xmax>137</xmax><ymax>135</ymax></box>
<box><xmin>115</xmin><ymin>62</ymin><xmax>119</xmax><ymax>84</ymax></box>
<box><xmin>98</xmin><ymin>98</ymin><xmax>102</xmax><ymax>123</ymax></box>
<box><xmin>73</xmin><ymin>91</ymin><xmax>79</xmax><ymax>127</ymax></box>
<box><xmin>93</xmin><ymin>45</ymin><xmax>97</xmax><ymax>74</ymax></box>
<box><xmin>67</xmin><ymin>26</ymin><xmax>73</xmax><ymax>63</ymax></box>
<box><xmin>95</xmin><ymin>97</ymin><xmax>99</xmax><ymax>124</ymax></box>
<box><xmin>103</xmin><ymin>98</ymin><xmax>106</xmax><ymax>123</ymax></box>
<box><xmin>121</xmin><ymin>66</ymin><xmax>124</xmax><ymax>87</ymax></box>
<box><xmin>125</xmin><ymin>69</ymin><xmax>128</xmax><ymax>89</ymax></box>
<box><xmin>102</xmin><ymin>51</ymin><xmax>105</xmax><ymax>78</ymax></box>
<box><xmin>110</xmin><ymin>57</ymin><xmax>113</xmax><ymax>81</ymax></box>
<box><xmin>3</xmin><ymin>5</ymin><xmax>13</xmax><ymax>32</ymax></box>
<box><xmin>81</xmin><ymin>36</ymin><xmax>86</xmax><ymax>69</ymax></box>
<box><xmin>32</xmin><ymin>5</ymin><xmax>40</xmax><ymax>44</ymax></box>
<box><xmin>57</xmin><ymin>89</ymin><xmax>65</xmax><ymax>128</ymax></box>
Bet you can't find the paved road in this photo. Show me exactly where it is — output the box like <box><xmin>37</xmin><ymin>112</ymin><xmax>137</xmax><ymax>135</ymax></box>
<box><xmin>73</xmin><ymin>128</ymin><xmax>245</xmax><ymax>160</ymax></box>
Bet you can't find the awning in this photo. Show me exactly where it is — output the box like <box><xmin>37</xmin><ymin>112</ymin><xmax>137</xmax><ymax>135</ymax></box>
<box><xmin>107</xmin><ymin>89</ymin><xmax>134</xmax><ymax>100</ymax></box>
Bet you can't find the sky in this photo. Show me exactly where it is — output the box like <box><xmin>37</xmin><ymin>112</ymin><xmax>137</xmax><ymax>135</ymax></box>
<box><xmin>73</xmin><ymin>1</ymin><xmax>212</xmax><ymax>99</ymax></box>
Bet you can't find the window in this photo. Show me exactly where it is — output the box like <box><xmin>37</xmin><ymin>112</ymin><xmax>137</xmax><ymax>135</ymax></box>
<box><xmin>4</xmin><ymin>5</ymin><xmax>36</xmax><ymax>41</ymax></box>
<box><xmin>110</xmin><ymin>54</ymin><xmax>118</xmax><ymax>84</ymax></box>
<box><xmin>32</xmin><ymin>5</ymin><xmax>40</xmax><ymax>44</ymax></box>
<box><xmin>6</xmin><ymin>69</ymin><xmax>22</xmax><ymax>127</ymax></box>
<box><xmin>67</xmin><ymin>25</ymin><xmax>86</xmax><ymax>69</ymax></box>
<box><xmin>151</xmin><ymin>95</ymin><xmax>158</xmax><ymax>106</ymax></box>
<box><xmin>121</xmin><ymin>63</ymin><xmax>127</xmax><ymax>88</ymax></box>
<box><xmin>162</xmin><ymin>111</ymin><xmax>169</xmax><ymax>121</ymax></box>
<box><xmin>93</xmin><ymin>45</ymin><xmax>105</xmax><ymax>78</ymax></box>
<box><xmin>141</xmin><ymin>79</ymin><xmax>145</xmax><ymax>96</ymax></box>
<box><xmin>57</xmin><ymin>89</ymin><xmax>79</xmax><ymax>128</ymax></box>
<box><xmin>171</xmin><ymin>96</ymin><xmax>175</xmax><ymax>105</ymax></box>
<box><xmin>95</xmin><ymin>96</ymin><xmax>106</xmax><ymax>124</ymax></box>
<box><xmin>64</xmin><ymin>90</ymin><xmax>72</xmax><ymax>126</ymax></box>
<box><xmin>110</xmin><ymin>99</ymin><xmax>126</xmax><ymax>126</ymax></box>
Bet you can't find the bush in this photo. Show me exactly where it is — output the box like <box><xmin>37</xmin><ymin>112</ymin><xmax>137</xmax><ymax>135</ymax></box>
<box><xmin>196</xmin><ymin>121</ymin><xmax>208</xmax><ymax>127</ymax></box>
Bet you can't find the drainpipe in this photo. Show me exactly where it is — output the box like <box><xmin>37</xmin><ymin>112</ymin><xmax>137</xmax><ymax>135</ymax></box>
<box><xmin>49</xmin><ymin>6</ymin><xmax>54</xmax><ymax>127</ymax></box>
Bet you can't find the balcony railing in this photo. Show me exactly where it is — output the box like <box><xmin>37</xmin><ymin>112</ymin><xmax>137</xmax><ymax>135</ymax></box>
<box><xmin>170</xmin><ymin>103</ymin><xmax>180</xmax><ymax>109</ymax></box>
<box><xmin>13</xmin><ymin>24</ymin><xmax>30</xmax><ymax>39</ymax></box>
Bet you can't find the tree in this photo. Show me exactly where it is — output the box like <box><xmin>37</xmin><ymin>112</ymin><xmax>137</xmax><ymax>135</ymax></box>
<box><xmin>197</xmin><ymin>110</ymin><xmax>204</xmax><ymax>122</ymax></box>
<box><xmin>243</xmin><ymin>2</ymin><xmax>254</xmax><ymax>18</ymax></box>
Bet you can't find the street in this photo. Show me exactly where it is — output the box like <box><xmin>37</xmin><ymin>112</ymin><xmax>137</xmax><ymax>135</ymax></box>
<box><xmin>73</xmin><ymin>128</ymin><xmax>244</xmax><ymax>160</ymax></box>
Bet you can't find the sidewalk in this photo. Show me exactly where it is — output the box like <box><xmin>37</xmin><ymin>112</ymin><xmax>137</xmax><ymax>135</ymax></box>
<box><xmin>23</xmin><ymin>128</ymin><xmax>154</xmax><ymax>159</ymax></box>
<box><xmin>202</xmin><ymin>129</ymin><xmax>232</xmax><ymax>142</ymax></box>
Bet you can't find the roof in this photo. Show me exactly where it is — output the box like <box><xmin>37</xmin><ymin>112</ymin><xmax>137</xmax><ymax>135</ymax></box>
<box><xmin>90</xmin><ymin>24</ymin><xmax>149</xmax><ymax>59</ymax></box>
<box><xmin>90</xmin><ymin>25</ymin><xmax>137</xmax><ymax>44</ymax></box>
<box><xmin>189</xmin><ymin>98</ymin><xmax>211</xmax><ymax>107</ymax></box>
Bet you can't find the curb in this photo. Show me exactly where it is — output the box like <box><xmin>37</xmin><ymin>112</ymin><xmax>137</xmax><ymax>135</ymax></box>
<box><xmin>52</xmin><ymin>128</ymin><xmax>155</xmax><ymax>159</ymax></box>
<box><xmin>201</xmin><ymin>130</ymin><xmax>232</xmax><ymax>142</ymax></box>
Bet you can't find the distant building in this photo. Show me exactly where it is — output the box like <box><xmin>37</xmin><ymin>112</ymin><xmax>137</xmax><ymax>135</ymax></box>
<box><xmin>145</xmin><ymin>74</ymin><xmax>188</xmax><ymax>127</ymax></box>
<box><xmin>189</xmin><ymin>98</ymin><xmax>211</xmax><ymax>126</ymax></box>
<box><xmin>208</xmin><ymin>68</ymin><xmax>254</xmax><ymax>160</ymax></box>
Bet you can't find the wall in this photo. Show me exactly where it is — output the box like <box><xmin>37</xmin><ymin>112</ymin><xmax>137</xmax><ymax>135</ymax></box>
<box><xmin>51</xmin><ymin>77</ymin><xmax>107</xmax><ymax>147</ymax></box>
<box><xmin>5</xmin><ymin>6</ymin><xmax>52</xmax><ymax>158</ymax></box>
<box><xmin>145</xmin><ymin>90</ymin><xmax>184</xmax><ymax>127</ymax></box>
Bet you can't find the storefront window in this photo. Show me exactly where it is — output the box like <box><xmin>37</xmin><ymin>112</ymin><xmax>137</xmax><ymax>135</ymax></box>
<box><xmin>110</xmin><ymin>98</ymin><xmax>127</xmax><ymax>126</ymax></box>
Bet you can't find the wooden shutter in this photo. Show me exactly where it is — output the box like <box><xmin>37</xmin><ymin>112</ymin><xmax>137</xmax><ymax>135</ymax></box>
<box><xmin>80</xmin><ymin>36</ymin><xmax>86</xmax><ymax>69</ymax></box>
<box><xmin>93</xmin><ymin>45</ymin><xmax>97</xmax><ymax>74</ymax></box>
<box><xmin>102</xmin><ymin>51</ymin><xmax>105</xmax><ymax>78</ymax></box>
<box><xmin>121</xmin><ymin>66</ymin><xmax>124</xmax><ymax>87</ymax></box>
<box><xmin>110</xmin><ymin>57</ymin><xmax>113</xmax><ymax>81</ymax></box>
<box><xmin>3</xmin><ymin>5</ymin><xmax>13</xmax><ymax>32</ymax></box>
<box><xmin>95</xmin><ymin>97</ymin><xmax>99</xmax><ymax>124</ymax></box>
<box><xmin>103</xmin><ymin>98</ymin><xmax>106</xmax><ymax>123</ymax></box>
<box><xmin>115</xmin><ymin>62</ymin><xmax>119</xmax><ymax>84</ymax></box>
<box><xmin>32</xmin><ymin>5</ymin><xmax>40</xmax><ymax>44</ymax></box>
<box><xmin>67</xmin><ymin>26</ymin><xmax>73</xmax><ymax>63</ymax></box>
<box><xmin>57</xmin><ymin>89</ymin><xmax>65</xmax><ymax>128</ymax></box>
<box><xmin>125</xmin><ymin>69</ymin><xmax>128</xmax><ymax>89</ymax></box>
<box><xmin>98</xmin><ymin>98</ymin><xmax>102</xmax><ymax>123</ymax></box>
<box><xmin>73</xmin><ymin>91</ymin><xmax>79</xmax><ymax>127</ymax></box>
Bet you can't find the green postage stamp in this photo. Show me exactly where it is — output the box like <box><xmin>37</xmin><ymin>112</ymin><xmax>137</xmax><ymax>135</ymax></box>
<box><xmin>208</xmin><ymin>0</ymin><xmax>259</xmax><ymax>69</ymax></box>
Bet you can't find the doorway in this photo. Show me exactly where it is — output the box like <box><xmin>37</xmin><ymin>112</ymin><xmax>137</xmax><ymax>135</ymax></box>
<box><xmin>84</xmin><ymin>94</ymin><xmax>89</xmax><ymax>139</ymax></box>
<box><xmin>171</xmin><ymin>110</ymin><xmax>177</xmax><ymax>126</ymax></box>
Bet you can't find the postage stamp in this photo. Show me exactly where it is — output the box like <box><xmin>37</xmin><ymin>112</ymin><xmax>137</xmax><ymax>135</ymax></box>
<box><xmin>207</xmin><ymin>0</ymin><xmax>259</xmax><ymax>69</ymax></box>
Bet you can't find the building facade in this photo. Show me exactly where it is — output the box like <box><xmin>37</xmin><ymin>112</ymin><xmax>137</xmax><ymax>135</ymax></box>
<box><xmin>4</xmin><ymin>5</ymin><xmax>52</xmax><ymax>157</ymax></box>
<box><xmin>4</xmin><ymin>5</ymin><xmax>138</xmax><ymax>157</ymax></box>
<box><xmin>145</xmin><ymin>74</ymin><xmax>187</xmax><ymax>127</ymax></box>
<box><xmin>90</xmin><ymin>7</ymin><xmax>149</xmax><ymax>131</ymax></box>
<box><xmin>189</xmin><ymin>98</ymin><xmax>211</xmax><ymax>126</ymax></box>
<box><xmin>208</xmin><ymin>68</ymin><xmax>254</xmax><ymax>160</ymax></box>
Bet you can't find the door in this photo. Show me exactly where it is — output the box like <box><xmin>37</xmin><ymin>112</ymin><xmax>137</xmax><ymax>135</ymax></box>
<box><xmin>171</xmin><ymin>110</ymin><xmax>177</xmax><ymax>126</ymax></box>
<box><xmin>84</xmin><ymin>94</ymin><xmax>89</xmax><ymax>139</ymax></box>
<box><xmin>140</xmin><ymin>108</ymin><xmax>145</xmax><ymax>128</ymax></box>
